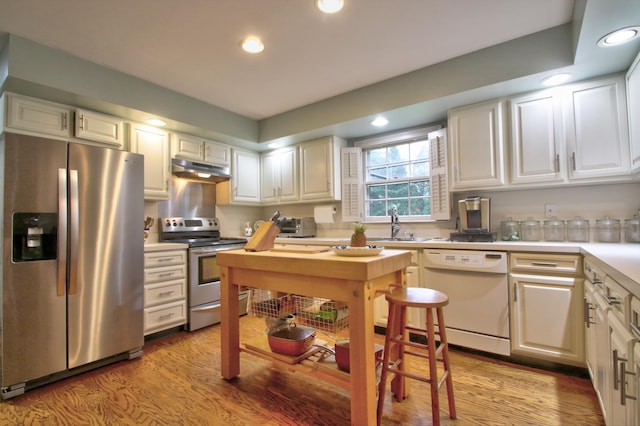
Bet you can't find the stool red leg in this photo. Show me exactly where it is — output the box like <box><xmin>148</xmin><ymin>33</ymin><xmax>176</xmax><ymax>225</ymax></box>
<box><xmin>437</xmin><ymin>307</ymin><xmax>456</xmax><ymax>419</ymax></box>
<box><xmin>426</xmin><ymin>307</ymin><xmax>440</xmax><ymax>426</ymax></box>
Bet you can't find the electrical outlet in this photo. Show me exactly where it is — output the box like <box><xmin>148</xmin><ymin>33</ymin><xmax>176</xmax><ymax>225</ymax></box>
<box><xmin>545</xmin><ymin>204</ymin><xmax>557</xmax><ymax>218</ymax></box>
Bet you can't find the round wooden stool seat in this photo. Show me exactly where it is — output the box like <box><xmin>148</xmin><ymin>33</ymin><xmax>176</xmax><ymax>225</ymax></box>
<box><xmin>385</xmin><ymin>287</ymin><xmax>449</xmax><ymax>308</ymax></box>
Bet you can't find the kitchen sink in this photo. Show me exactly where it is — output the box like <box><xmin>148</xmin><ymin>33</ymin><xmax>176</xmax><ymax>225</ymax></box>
<box><xmin>368</xmin><ymin>237</ymin><xmax>429</xmax><ymax>242</ymax></box>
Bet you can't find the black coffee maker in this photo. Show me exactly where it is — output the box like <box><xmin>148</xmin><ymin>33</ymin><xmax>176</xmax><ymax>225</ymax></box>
<box><xmin>450</xmin><ymin>196</ymin><xmax>497</xmax><ymax>242</ymax></box>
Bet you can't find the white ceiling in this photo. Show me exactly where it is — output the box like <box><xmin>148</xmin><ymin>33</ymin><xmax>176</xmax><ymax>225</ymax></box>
<box><xmin>0</xmin><ymin>0</ymin><xmax>575</xmax><ymax>120</ymax></box>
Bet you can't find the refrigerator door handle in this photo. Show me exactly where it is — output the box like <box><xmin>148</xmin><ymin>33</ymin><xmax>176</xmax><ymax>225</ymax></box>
<box><xmin>69</xmin><ymin>169</ymin><xmax>79</xmax><ymax>295</ymax></box>
<box><xmin>57</xmin><ymin>169</ymin><xmax>68</xmax><ymax>297</ymax></box>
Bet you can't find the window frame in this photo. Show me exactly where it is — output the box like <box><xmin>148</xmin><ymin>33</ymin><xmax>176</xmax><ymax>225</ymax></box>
<box><xmin>354</xmin><ymin>124</ymin><xmax>443</xmax><ymax>224</ymax></box>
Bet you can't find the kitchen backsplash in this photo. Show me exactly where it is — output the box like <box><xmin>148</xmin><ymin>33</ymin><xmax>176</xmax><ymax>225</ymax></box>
<box><xmin>145</xmin><ymin>181</ymin><xmax>639</xmax><ymax>243</ymax></box>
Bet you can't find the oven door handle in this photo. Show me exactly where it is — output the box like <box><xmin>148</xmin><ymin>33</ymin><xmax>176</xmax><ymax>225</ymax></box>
<box><xmin>192</xmin><ymin>302</ymin><xmax>221</xmax><ymax>312</ymax></box>
<box><xmin>190</xmin><ymin>245</ymin><xmax>245</xmax><ymax>255</ymax></box>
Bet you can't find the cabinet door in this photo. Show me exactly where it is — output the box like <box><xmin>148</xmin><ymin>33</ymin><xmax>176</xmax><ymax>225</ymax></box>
<box><xmin>130</xmin><ymin>123</ymin><xmax>171</xmax><ymax>200</ymax></box>
<box><xmin>510</xmin><ymin>92</ymin><xmax>564</xmax><ymax>184</ymax></box>
<box><xmin>172</xmin><ymin>133</ymin><xmax>203</xmax><ymax>161</ymax></box>
<box><xmin>584</xmin><ymin>281</ymin><xmax>598</xmax><ymax>383</ymax></box>
<box><xmin>300</xmin><ymin>137</ymin><xmax>334</xmax><ymax>200</ymax></box>
<box><xmin>229</xmin><ymin>149</ymin><xmax>260</xmax><ymax>203</ymax></box>
<box><xmin>609</xmin><ymin>313</ymin><xmax>636</xmax><ymax>426</ymax></box>
<box><xmin>448</xmin><ymin>100</ymin><xmax>506</xmax><ymax>189</ymax></box>
<box><xmin>374</xmin><ymin>265</ymin><xmax>421</xmax><ymax>328</ymax></box>
<box><xmin>278</xmin><ymin>147</ymin><xmax>298</xmax><ymax>202</ymax></box>
<box><xmin>260</xmin><ymin>152</ymin><xmax>279</xmax><ymax>202</ymax></box>
<box><xmin>75</xmin><ymin>109</ymin><xmax>124</xmax><ymax>148</ymax></box>
<box><xmin>564</xmin><ymin>75</ymin><xmax>631</xmax><ymax>180</ymax></box>
<box><xmin>5</xmin><ymin>93</ymin><xmax>72</xmax><ymax>138</ymax></box>
<box><xmin>510</xmin><ymin>273</ymin><xmax>584</xmax><ymax>364</ymax></box>
<box><xmin>627</xmin><ymin>51</ymin><xmax>640</xmax><ymax>173</ymax></box>
<box><xmin>203</xmin><ymin>141</ymin><xmax>230</xmax><ymax>167</ymax></box>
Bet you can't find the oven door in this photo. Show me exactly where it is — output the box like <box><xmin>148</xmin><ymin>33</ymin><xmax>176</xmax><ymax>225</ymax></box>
<box><xmin>189</xmin><ymin>245</ymin><xmax>244</xmax><ymax>307</ymax></box>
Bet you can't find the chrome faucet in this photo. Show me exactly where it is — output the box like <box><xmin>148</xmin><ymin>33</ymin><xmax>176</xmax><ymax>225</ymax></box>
<box><xmin>390</xmin><ymin>205</ymin><xmax>400</xmax><ymax>239</ymax></box>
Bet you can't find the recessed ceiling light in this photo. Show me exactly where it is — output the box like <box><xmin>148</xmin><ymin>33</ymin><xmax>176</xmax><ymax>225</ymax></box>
<box><xmin>540</xmin><ymin>73</ymin><xmax>572</xmax><ymax>87</ymax></box>
<box><xmin>371</xmin><ymin>117</ymin><xmax>389</xmax><ymax>127</ymax></box>
<box><xmin>146</xmin><ymin>118</ymin><xmax>166</xmax><ymax>126</ymax></box>
<box><xmin>597</xmin><ymin>26</ymin><xmax>640</xmax><ymax>47</ymax></box>
<box><xmin>241</xmin><ymin>37</ymin><xmax>264</xmax><ymax>54</ymax></box>
<box><xmin>315</xmin><ymin>0</ymin><xmax>344</xmax><ymax>14</ymax></box>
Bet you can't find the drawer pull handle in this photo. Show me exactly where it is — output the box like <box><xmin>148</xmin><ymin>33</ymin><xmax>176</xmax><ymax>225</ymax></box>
<box><xmin>604</xmin><ymin>295</ymin><xmax>621</xmax><ymax>305</ymax></box>
<box><xmin>157</xmin><ymin>273</ymin><xmax>175</xmax><ymax>278</ymax></box>
<box><xmin>156</xmin><ymin>258</ymin><xmax>175</xmax><ymax>262</ymax></box>
<box><xmin>630</xmin><ymin>322</ymin><xmax>640</xmax><ymax>339</ymax></box>
<box><xmin>158</xmin><ymin>290</ymin><xmax>175</xmax><ymax>297</ymax></box>
<box><xmin>159</xmin><ymin>313</ymin><xmax>175</xmax><ymax>320</ymax></box>
<box><xmin>620</xmin><ymin>360</ymin><xmax>637</xmax><ymax>405</ymax></box>
<box><xmin>531</xmin><ymin>262</ymin><xmax>558</xmax><ymax>267</ymax></box>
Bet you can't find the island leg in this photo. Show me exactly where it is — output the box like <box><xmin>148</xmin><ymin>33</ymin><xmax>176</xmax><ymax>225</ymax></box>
<box><xmin>348</xmin><ymin>280</ymin><xmax>377</xmax><ymax>426</ymax></box>
<box><xmin>220</xmin><ymin>266</ymin><xmax>240</xmax><ymax>379</ymax></box>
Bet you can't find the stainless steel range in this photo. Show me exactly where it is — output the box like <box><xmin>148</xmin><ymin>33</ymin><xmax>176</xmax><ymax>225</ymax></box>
<box><xmin>160</xmin><ymin>217</ymin><xmax>248</xmax><ymax>331</ymax></box>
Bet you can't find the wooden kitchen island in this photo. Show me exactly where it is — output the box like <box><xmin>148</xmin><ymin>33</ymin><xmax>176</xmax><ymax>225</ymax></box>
<box><xmin>218</xmin><ymin>247</ymin><xmax>411</xmax><ymax>426</ymax></box>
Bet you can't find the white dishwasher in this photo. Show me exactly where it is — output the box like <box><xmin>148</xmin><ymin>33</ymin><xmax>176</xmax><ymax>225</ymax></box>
<box><xmin>423</xmin><ymin>249</ymin><xmax>510</xmax><ymax>356</ymax></box>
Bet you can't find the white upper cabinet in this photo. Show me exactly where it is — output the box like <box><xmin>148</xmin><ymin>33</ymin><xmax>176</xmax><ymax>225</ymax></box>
<box><xmin>563</xmin><ymin>75</ymin><xmax>630</xmax><ymax>180</ymax></box>
<box><xmin>75</xmin><ymin>108</ymin><xmax>124</xmax><ymax>149</ymax></box>
<box><xmin>129</xmin><ymin>123</ymin><xmax>171</xmax><ymax>200</ymax></box>
<box><xmin>3</xmin><ymin>92</ymin><xmax>73</xmax><ymax>139</ymax></box>
<box><xmin>260</xmin><ymin>147</ymin><xmax>298</xmax><ymax>204</ymax></box>
<box><xmin>216</xmin><ymin>148</ymin><xmax>260</xmax><ymax>205</ymax></box>
<box><xmin>299</xmin><ymin>136</ymin><xmax>346</xmax><ymax>201</ymax></box>
<box><xmin>509</xmin><ymin>91</ymin><xmax>564</xmax><ymax>184</ymax></box>
<box><xmin>627</xmin><ymin>51</ymin><xmax>640</xmax><ymax>173</ymax></box>
<box><xmin>448</xmin><ymin>99</ymin><xmax>506</xmax><ymax>190</ymax></box>
<box><xmin>172</xmin><ymin>132</ymin><xmax>230</xmax><ymax>167</ymax></box>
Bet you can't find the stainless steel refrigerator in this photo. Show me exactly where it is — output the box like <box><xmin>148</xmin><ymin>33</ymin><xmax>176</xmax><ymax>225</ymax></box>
<box><xmin>1</xmin><ymin>133</ymin><xmax>144</xmax><ymax>399</ymax></box>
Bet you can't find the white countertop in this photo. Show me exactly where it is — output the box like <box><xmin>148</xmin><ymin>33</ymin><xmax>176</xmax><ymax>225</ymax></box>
<box><xmin>275</xmin><ymin>237</ymin><xmax>640</xmax><ymax>294</ymax></box>
<box><xmin>144</xmin><ymin>242</ymin><xmax>189</xmax><ymax>252</ymax></box>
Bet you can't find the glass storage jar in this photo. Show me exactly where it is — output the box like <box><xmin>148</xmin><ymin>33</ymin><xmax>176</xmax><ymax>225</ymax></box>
<box><xmin>500</xmin><ymin>217</ymin><xmax>520</xmax><ymax>241</ymax></box>
<box><xmin>520</xmin><ymin>217</ymin><xmax>541</xmax><ymax>241</ymax></box>
<box><xmin>625</xmin><ymin>215</ymin><xmax>640</xmax><ymax>243</ymax></box>
<box><xmin>543</xmin><ymin>217</ymin><xmax>565</xmax><ymax>241</ymax></box>
<box><xmin>566</xmin><ymin>217</ymin><xmax>590</xmax><ymax>242</ymax></box>
<box><xmin>596</xmin><ymin>216</ymin><xmax>621</xmax><ymax>243</ymax></box>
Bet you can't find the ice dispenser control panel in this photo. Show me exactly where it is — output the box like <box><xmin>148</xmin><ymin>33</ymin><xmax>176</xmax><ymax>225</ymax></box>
<box><xmin>12</xmin><ymin>212</ymin><xmax>57</xmax><ymax>262</ymax></box>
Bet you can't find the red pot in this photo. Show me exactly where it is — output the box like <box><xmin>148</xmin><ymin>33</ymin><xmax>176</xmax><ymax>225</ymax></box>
<box><xmin>268</xmin><ymin>325</ymin><xmax>316</xmax><ymax>356</ymax></box>
<box><xmin>334</xmin><ymin>339</ymin><xmax>384</xmax><ymax>372</ymax></box>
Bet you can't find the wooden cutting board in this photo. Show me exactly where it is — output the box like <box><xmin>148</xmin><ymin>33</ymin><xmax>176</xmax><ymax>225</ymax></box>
<box><xmin>270</xmin><ymin>245</ymin><xmax>330</xmax><ymax>254</ymax></box>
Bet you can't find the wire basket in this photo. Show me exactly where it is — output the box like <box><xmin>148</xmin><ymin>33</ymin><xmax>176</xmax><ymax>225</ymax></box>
<box><xmin>249</xmin><ymin>289</ymin><xmax>296</xmax><ymax>319</ymax></box>
<box><xmin>294</xmin><ymin>296</ymin><xmax>349</xmax><ymax>334</ymax></box>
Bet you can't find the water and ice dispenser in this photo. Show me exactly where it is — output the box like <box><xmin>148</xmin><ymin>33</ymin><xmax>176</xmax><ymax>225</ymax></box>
<box><xmin>12</xmin><ymin>213</ymin><xmax>57</xmax><ymax>262</ymax></box>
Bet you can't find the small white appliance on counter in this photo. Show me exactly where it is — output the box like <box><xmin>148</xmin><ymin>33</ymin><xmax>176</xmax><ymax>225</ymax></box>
<box><xmin>278</xmin><ymin>217</ymin><xmax>316</xmax><ymax>237</ymax></box>
<box><xmin>450</xmin><ymin>196</ymin><xmax>497</xmax><ymax>242</ymax></box>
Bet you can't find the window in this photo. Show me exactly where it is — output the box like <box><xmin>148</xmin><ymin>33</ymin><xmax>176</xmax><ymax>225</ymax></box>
<box><xmin>351</xmin><ymin>125</ymin><xmax>449</xmax><ymax>223</ymax></box>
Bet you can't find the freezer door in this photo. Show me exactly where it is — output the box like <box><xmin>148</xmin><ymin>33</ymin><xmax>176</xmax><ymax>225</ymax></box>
<box><xmin>2</xmin><ymin>134</ymin><xmax>68</xmax><ymax>386</ymax></box>
<box><xmin>67</xmin><ymin>143</ymin><xmax>144</xmax><ymax>369</ymax></box>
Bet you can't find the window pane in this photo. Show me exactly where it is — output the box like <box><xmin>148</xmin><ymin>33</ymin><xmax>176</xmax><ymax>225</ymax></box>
<box><xmin>410</xmin><ymin>197</ymin><xmax>430</xmax><ymax>215</ymax></box>
<box><xmin>410</xmin><ymin>161</ymin><xmax>429</xmax><ymax>177</ymax></box>
<box><xmin>388</xmin><ymin>164</ymin><xmax>409</xmax><ymax>179</ymax></box>
<box><xmin>391</xmin><ymin>200</ymin><xmax>409</xmax><ymax>215</ymax></box>
<box><xmin>367</xmin><ymin>148</ymin><xmax>387</xmax><ymax>166</ymax></box>
<box><xmin>368</xmin><ymin>184</ymin><xmax>386</xmax><ymax>199</ymax></box>
<box><xmin>367</xmin><ymin>200</ymin><xmax>387</xmax><ymax>217</ymax></box>
<box><xmin>410</xmin><ymin>141</ymin><xmax>429</xmax><ymax>160</ymax></box>
<box><xmin>409</xmin><ymin>180</ymin><xmax>429</xmax><ymax>197</ymax></box>
<box><xmin>388</xmin><ymin>145</ymin><xmax>409</xmax><ymax>162</ymax></box>
<box><xmin>367</xmin><ymin>166</ymin><xmax>387</xmax><ymax>181</ymax></box>
<box><xmin>387</xmin><ymin>182</ymin><xmax>408</xmax><ymax>198</ymax></box>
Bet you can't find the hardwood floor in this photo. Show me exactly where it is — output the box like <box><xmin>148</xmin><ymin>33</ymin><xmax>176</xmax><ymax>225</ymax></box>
<box><xmin>1</xmin><ymin>315</ymin><xmax>603</xmax><ymax>425</ymax></box>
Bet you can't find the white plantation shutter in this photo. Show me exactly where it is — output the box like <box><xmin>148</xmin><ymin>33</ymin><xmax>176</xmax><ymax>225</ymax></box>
<box><xmin>429</xmin><ymin>129</ymin><xmax>451</xmax><ymax>220</ymax></box>
<box><xmin>341</xmin><ymin>147</ymin><xmax>363</xmax><ymax>222</ymax></box>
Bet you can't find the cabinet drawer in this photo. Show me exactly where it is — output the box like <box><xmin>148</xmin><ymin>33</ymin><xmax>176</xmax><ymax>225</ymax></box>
<box><xmin>604</xmin><ymin>275</ymin><xmax>630</xmax><ymax>324</ymax></box>
<box><xmin>144</xmin><ymin>300</ymin><xmax>187</xmax><ymax>335</ymax></box>
<box><xmin>144</xmin><ymin>279</ymin><xmax>186</xmax><ymax>307</ymax></box>
<box><xmin>144</xmin><ymin>264</ymin><xmax>186</xmax><ymax>284</ymax></box>
<box><xmin>144</xmin><ymin>250</ymin><xmax>187</xmax><ymax>268</ymax></box>
<box><xmin>509</xmin><ymin>252</ymin><xmax>582</xmax><ymax>275</ymax></box>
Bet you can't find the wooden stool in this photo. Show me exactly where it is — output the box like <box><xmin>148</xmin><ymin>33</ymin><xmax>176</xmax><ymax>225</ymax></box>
<box><xmin>376</xmin><ymin>287</ymin><xmax>456</xmax><ymax>426</ymax></box>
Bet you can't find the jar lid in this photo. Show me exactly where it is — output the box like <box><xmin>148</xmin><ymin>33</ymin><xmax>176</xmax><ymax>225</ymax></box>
<box><xmin>501</xmin><ymin>217</ymin><xmax>519</xmax><ymax>225</ymax></box>
<box><xmin>596</xmin><ymin>216</ymin><xmax>620</xmax><ymax>225</ymax></box>
<box><xmin>521</xmin><ymin>217</ymin><xmax>539</xmax><ymax>226</ymax></box>
<box><xmin>567</xmin><ymin>216</ymin><xmax>589</xmax><ymax>226</ymax></box>
<box><xmin>544</xmin><ymin>217</ymin><xmax>565</xmax><ymax>226</ymax></box>
<box><xmin>625</xmin><ymin>215</ymin><xmax>640</xmax><ymax>225</ymax></box>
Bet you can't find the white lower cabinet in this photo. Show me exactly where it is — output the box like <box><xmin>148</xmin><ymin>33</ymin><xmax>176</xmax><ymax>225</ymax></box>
<box><xmin>374</xmin><ymin>250</ymin><xmax>420</xmax><ymax>328</ymax></box>
<box><xmin>143</xmin><ymin>249</ymin><xmax>187</xmax><ymax>336</ymax></box>
<box><xmin>509</xmin><ymin>253</ymin><xmax>584</xmax><ymax>365</ymax></box>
